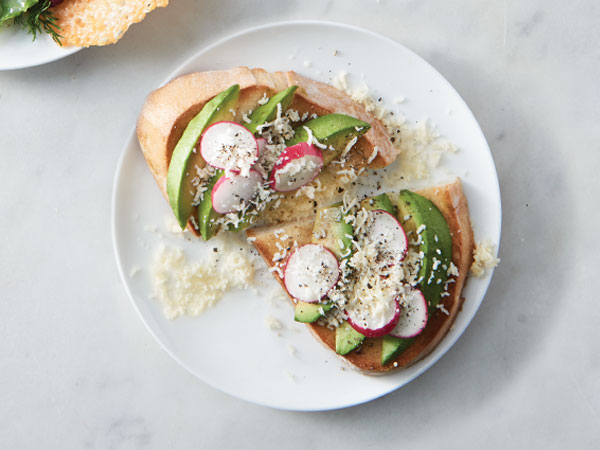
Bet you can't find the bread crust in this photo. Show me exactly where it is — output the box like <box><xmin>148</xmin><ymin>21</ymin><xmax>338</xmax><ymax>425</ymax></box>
<box><xmin>136</xmin><ymin>67</ymin><xmax>398</xmax><ymax>233</ymax></box>
<box><xmin>247</xmin><ymin>179</ymin><xmax>474</xmax><ymax>374</ymax></box>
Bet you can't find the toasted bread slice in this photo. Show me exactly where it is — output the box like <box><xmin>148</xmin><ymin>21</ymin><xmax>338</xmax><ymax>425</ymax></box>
<box><xmin>53</xmin><ymin>0</ymin><xmax>169</xmax><ymax>47</ymax></box>
<box><xmin>136</xmin><ymin>67</ymin><xmax>397</xmax><ymax>234</ymax></box>
<box><xmin>246</xmin><ymin>179</ymin><xmax>474</xmax><ymax>374</ymax></box>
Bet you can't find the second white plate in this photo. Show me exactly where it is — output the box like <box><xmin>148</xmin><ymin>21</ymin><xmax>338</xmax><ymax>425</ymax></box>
<box><xmin>112</xmin><ymin>20</ymin><xmax>501</xmax><ymax>411</ymax></box>
<box><xmin>0</xmin><ymin>23</ymin><xmax>79</xmax><ymax>71</ymax></box>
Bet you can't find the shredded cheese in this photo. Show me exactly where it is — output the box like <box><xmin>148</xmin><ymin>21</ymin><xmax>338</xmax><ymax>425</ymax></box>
<box><xmin>330</xmin><ymin>71</ymin><xmax>457</xmax><ymax>186</ymax></box>
<box><xmin>471</xmin><ymin>241</ymin><xmax>500</xmax><ymax>277</ymax></box>
<box><xmin>151</xmin><ymin>244</ymin><xmax>255</xmax><ymax>319</ymax></box>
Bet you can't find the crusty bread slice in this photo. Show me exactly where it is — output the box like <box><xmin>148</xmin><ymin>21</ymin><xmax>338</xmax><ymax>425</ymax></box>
<box><xmin>246</xmin><ymin>179</ymin><xmax>474</xmax><ymax>374</ymax></box>
<box><xmin>53</xmin><ymin>0</ymin><xmax>169</xmax><ymax>47</ymax></box>
<box><xmin>136</xmin><ymin>67</ymin><xmax>397</xmax><ymax>234</ymax></box>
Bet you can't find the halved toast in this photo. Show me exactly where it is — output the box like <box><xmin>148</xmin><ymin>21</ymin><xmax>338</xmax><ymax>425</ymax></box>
<box><xmin>136</xmin><ymin>67</ymin><xmax>398</xmax><ymax>234</ymax></box>
<box><xmin>246</xmin><ymin>178</ymin><xmax>474</xmax><ymax>374</ymax></box>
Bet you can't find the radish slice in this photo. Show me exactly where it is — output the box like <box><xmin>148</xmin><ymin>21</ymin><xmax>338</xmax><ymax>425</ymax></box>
<box><xmin>284</xmin><ymin>244</ymin><xmax>339</xmax><ymax>303</ymax></box>
<box><xmin>365</xmin><ymin>210</ymin><xmax>408</xmax><ymax>265</ymax></box>
<box><xmin>256</xmin><ymin>137</ymin><xmax>267</xmax><ymax>156</ymax></box>
<box><xmin>346</xmin><ymin>294</ymin><xmax>401</xmax><ymax>338</ymax></box>
<box><xmin>200</xmin><ymin>121</ymin><xmax>259</xmax><ymax>176</ymax></box>
<box><xmin>211</xmin><ymin>169</ymin><xmax>263</xmax><ymax>214</ymax></box>
<box><xmin>389</xmin><ymin>288</ymin><xmax>428</xmax><ymax>338</ymax></box>
<box><xmin>269</xmin><ymin>142</ymin><xmax>323</xmax><ymax>192</ymax></box>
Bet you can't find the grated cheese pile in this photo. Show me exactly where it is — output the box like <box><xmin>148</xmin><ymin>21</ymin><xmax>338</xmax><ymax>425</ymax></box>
<box><xmin>331</xmin><ymin>71</ymin><xmax>457</xmax><ymax>187</ymax></box>
<box><xmin>151</xmin><ymin>242</ymin><xmax>255</xmax><ymax>319</ymax></box>
<box><xmin>470</xmin><ymin>240</ymin><xmax>500</xmax><ymax>277</ymax></box>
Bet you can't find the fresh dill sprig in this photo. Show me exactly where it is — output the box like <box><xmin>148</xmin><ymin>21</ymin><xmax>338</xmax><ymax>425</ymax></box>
<box><xmin>13</xmin><ymin>0</ymin><xmax>63</xmax><ymax>46</ymax></box>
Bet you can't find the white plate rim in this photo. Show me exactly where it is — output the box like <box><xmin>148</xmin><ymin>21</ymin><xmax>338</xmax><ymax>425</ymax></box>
<box><xmin>0</xmin><ymin>29</ymin><xmax>80</xmax><ymax>71</ymax></box>
<box><xmin>111</xmin><ymin>19</ymin><xmax>502</xmax><ymax>411</ymax></box>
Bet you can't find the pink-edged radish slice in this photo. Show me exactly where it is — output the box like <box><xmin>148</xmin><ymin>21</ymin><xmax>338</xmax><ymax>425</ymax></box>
<box><xmin>389</xmin><ymin>288</ymin><xmax>428</xmax><ymax>338</ymax></box>
<box><xmin>365</xmin><ymin>210</ymin><xmax>408</xmax><ymax>264</ymax></box>
<box><xmin>346</xmin><ymin>294</ymin><xmax>401</xmax><ymax>338</ymax></box>
<box><xmin>200</xmin><ymin>121</ymin><xmax>259</xmax><ymax>176</ymax></box>
<box><xmin>211</xmin><ymin>169</ymin><xmax>263</xmax><ymax>214</ymax></box>
<box><xmin>256</xmin><ymin>137</ymin><xmax>267</xmax><ymax>156</ymax></box>
<box><xmin>269</xmin><ymin>142</ymin><xmax>323</xmax><ymax>192</ymax></box>
<box><xmin>284</xmin><ymin>244</ymin><xmax>339</xmax><ymax>303</ymax></box>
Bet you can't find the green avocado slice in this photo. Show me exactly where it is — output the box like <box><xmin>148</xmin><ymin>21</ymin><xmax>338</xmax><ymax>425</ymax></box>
<box><xmin>286</xmin><ymin>113</ymin><xmax>371</xmax><ymax>165</ymax></box>
<box><xmin>336</xmin><ymin>321</ymin><xmax>365</xmax><ymax>356</ymax></box>
<box><xmin>197</xmin><ymin>170</ymin><xmax>225</xmax><ymax>241</ymax></box>
<box><xmin>167</xmin><ymin>85</ymin><xmax>240</xmax><ymax>229</ymax></box>
<box><xmin>294</xmin><ymin>302</ymin><xmax>334</xmax><ymax>323</ymax></box>
<box><xmin>398</xmin><ymin>190</ymin><xmax>452</xmax><ymax>309</ymax></box>
<box><xmin>360</xmin><ymin>193</ymin><xmax>396</xmax><ymax>215</ymax></box>
<box><xmin>245</xmin><ymin>86</ymin><xmax>298</xmax><ymax>134</ymax></box>
<box><xmin>381</xmin><ymin>335</ymin><xmax>414</xmax><ymax>365</ymax></box>
<box><xmin>380</xmin><ymin>190</ymin><xmax>453</xmax><ymax>365</ymax></box>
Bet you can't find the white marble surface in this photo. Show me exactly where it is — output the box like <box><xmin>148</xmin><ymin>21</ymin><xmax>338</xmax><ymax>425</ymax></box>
<box><xmin>1</xmin><ymin>0</ymin><xmax>599</xmax><ymax>448</ymax></box>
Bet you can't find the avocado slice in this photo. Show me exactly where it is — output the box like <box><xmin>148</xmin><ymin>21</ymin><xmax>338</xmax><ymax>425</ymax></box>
<box><xmin>294</xmin><ymin>302</ymin><xmax>334</xmax><ymax>323</ymax></box>
<box><xmin>246</xmin><ymin>86</ymin><xmax>298</xmax><ymax>135</ymax></box>
<box><xmin>336</xmin><ymin>321</ymin><xmax>365</xmax><ymax>356</ymax></box>
<box><xmin>295</xmin><ymin>203</ymin><xmax>353</xmax><ymax>324</ymax></box>
<box><xmin>380</xmin><ymin>190</ymin><xmax>453</xmax><ymax>365</ymax></box>
<box><xmin>381</xmin><ymin>335</ymin><xmax>414</xmax><ymax>365</ymax></box>
<box><xmin>167</xmin><ymin>85</ymin><xmax>240</xmax><ymax>229</ymax></box>
<box><xmin>397</xmin><ymin>190</ymin><xmax>452</xmax><ymax>308</ymax></box>
<box><xmin>286</xmin><ymin>113</ymin><xmax>371</xmax><ymax>164</ymax></box>
<box><xmin>360</xmin><ymin>193</ymin><xmax>395</xmax><ymax>215</ymax></box>
<box><xmin>197</xmin><ymin>170</ymin><xmax>225</xmax><ymax>241</ymax></box>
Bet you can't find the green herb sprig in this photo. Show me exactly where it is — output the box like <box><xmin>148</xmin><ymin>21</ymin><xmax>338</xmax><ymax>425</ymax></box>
<box><xmin>13</xmin><ymin>0</ymin><xmax>63</xmax><ymax>45</ymax></box>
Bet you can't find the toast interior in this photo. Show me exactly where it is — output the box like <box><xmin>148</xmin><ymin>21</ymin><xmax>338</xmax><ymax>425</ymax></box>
<box><xmin>246</xmin><ymin>178</ymin><xmax>474</xmax><ymax>374</ymax></box>
<box><xmin>136</xmin><ymin>67</ymin><xmax>398</xmax><ymax>236</ymax></box>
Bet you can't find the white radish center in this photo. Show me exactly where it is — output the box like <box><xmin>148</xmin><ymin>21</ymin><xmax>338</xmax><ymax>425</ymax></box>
<box><xmin>270</xmin><ymin>143</ymin><xmax>323</xmax><ymax>192</ymax></box>
<box><xmin>346</xmin><ymin>290</ymin><xmax>400</xmax><ymax>332</ymax></box>
<box><xmin>211</xmin><ymin>170</ymin><xmax>263</xmax><ymax>214</ymax></box>
<box><xmin>390</xmin><ymin>288</ymin><xmax>428</xmax><ymax>338</ymax></box>
<box><xmin>284</xmin><ymin>244</ymin><xmax>339</xmax><ymax>303</ymax></box>
<box><xmin>365</xmin><ymin>210</ymin><xmax>408</xmax><ymax>265</ymax></box>
<box><xmin>200</xmin><ymin>122</ymin><xmax>258</xmax><ymax>176</ymax></box>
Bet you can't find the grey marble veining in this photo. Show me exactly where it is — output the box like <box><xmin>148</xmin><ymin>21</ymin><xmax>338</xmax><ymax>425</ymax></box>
<box><xmin>1</xmin><ymin>0</ymin><xmax>599</xmax><ymax>448</ymax></box>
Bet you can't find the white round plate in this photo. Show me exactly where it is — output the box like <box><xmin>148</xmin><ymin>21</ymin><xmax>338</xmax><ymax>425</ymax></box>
<box><xmin>112</xmin><ymin>21</ymin><xmax>501</xmax><ymax>411</ymax></box>
<box><xmin>0</xmin><ymin>22</ymin><xmax>79</xmax><ymax>70</ymax></box>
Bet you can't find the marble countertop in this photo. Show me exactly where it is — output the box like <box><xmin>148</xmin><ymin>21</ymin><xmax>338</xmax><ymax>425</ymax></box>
<box><xmin>1</xmin><ymin>0</ymin><xmax>599</xmax><ymax>448</ymax></box>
